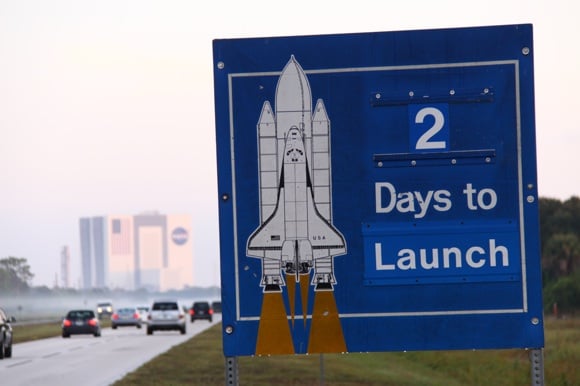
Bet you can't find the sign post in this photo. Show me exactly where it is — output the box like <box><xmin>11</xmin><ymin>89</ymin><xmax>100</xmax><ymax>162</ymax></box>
<box><xmin>214</xmin><ymin>24</ymin><xmax>544</xmax><ymax>383</ymax></box>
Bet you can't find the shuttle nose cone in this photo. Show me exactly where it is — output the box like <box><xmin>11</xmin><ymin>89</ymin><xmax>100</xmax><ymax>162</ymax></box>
<box><xmin>275</xmin><ymin>55</ymin><xmax>312</xmax><ymax>114</ymax></box>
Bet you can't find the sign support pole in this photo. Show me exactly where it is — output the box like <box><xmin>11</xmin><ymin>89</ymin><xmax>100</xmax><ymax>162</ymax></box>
<box><xmin>319</xmin><ymin>354</ymin><xmax>325</xmax><ymax>386</ymax></box>
<box><xmin>529</xmin><ymin>349</ymin><xmax>545</xmax><ymax>386</ymax></box>
<box><xmin>225</xmin><ymin>356</ymin><xmax>239</xmax><ymax>386</ymax></box>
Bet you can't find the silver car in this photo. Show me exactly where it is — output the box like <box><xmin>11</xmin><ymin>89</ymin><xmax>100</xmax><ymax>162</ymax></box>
<box><xmin>111</xmin><ymin>307</ymin><xmax>142</xmax><ymax>329</ymax></box>
<box><xmin>0</xmin><ymin>307</ymin><xmax>13</xmax><ymax>359</ymax></box>
<box><xmin>147</xmin><ymin>300</ymin><xmax>186</xmax><ymax>335</ymax></box>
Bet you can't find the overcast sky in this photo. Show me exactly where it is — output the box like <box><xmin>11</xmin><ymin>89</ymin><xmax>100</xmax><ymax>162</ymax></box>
<box><xmin>1</xmin><ymin>0</ymin><xmax>578</xmax><ymax>288</ymax></box>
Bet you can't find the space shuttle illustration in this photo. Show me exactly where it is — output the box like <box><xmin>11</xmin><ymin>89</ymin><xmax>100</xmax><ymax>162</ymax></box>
<box><xmin>246</xmin><ymin>55</ymin><xmax>346</xmax><ymax>293</ymax></box>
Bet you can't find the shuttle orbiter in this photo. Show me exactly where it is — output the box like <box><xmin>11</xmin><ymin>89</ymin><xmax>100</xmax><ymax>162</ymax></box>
<box><xmin>247</xmin><ymin>56</ymin><xmax>346</xmax><ymax>292</ymax></box>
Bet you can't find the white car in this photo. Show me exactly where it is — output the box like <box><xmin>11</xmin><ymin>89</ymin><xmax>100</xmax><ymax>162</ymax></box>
<box><xmin>147</xmin><ymin>300</ymin><xmax>186</xmax><ymax>335</ymax></box>
<box><xmin>136</xmin><ymin>306</ymin><xmax>150</xmax><ymax>323</ymax></box>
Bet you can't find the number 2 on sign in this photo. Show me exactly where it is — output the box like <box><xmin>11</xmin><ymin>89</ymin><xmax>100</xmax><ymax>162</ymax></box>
<box><xmin>409</xmin><ymin>104</ymin><xmax>450</xmax><ymax>152</ymax></box>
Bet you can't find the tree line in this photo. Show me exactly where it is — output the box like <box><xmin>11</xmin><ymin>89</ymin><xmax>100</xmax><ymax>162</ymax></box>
<box><xmin>1</xmin><ymin>196</ymin><xmax>579</xmax><ymax>313</ymax></box>
<box><xmin>0</xmin><ymin>257</ymin><xmax>34</xmax><ymax>293</ymax></box>
<box><xmin>539</xmin><ymin>196</ymin><xmax>580</xmax><ymax>314</ymax></box>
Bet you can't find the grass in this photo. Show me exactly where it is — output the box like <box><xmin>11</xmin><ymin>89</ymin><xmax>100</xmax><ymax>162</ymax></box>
<box><xmin>12</xmin><ymin>319</ymin><xmax>111</xmax><ymax>343</ymax></box>
<box><xmin>112</xmin><ymin>317</ymin><xmax>579</xmax><ymax>386</ymax></box>
<box><xmin>9</xmin><ymin>317</ymin><xmax>578</xmax><ymax>385</ymax></box>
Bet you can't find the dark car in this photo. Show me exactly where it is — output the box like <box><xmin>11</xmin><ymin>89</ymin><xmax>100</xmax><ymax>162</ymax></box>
<box><xmin>0</xmin><ymin>307</ymin><xmax>13</xmax><ymax>359</ymax></box>
<box><xmin>62</xmin><ymin>310</ymin><xmax>101</xmax><ymax>338</ymax></box>
<box><xmin>211</xmin><ymin>301</ymin><xmax>222</xmax><ymax>313</ymax></box>
<box><xmin>189</xmin><ymin>301</ymin><xmax>213</xmax><ymax>322</ymax></box>
<box><xmin>111</xmin><ymin>307</ymin><xmax>142</xmax><ymax>329</ymax></box>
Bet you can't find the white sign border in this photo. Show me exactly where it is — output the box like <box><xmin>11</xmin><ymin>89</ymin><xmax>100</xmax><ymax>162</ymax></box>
<box><xmin>227</xmin><ymin>59</ymin><xmax>527</xmax><ymax>322</ymax></box>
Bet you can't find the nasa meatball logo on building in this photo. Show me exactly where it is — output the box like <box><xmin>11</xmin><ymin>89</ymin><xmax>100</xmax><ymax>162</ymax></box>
<box><xmin>171</xmin><ymin>227</ymin><xmax>188</xmax><ymax>245</ymax></box>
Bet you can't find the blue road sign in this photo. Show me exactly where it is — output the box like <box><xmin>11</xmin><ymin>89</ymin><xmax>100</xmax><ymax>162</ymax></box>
<box><xmin>213</xmin><ymin>24</ymin><xmax>544</xmax><ymax>357</ymax></box>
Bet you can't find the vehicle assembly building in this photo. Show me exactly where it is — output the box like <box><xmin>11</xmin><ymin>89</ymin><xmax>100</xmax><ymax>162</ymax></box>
<box><xmin>79</xmin><ymin>212</ymin><xmax>193</xmax><ymax>291</ymax></box>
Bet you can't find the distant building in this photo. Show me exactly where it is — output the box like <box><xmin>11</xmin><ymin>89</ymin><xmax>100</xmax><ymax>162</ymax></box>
<box><xmin>79</xmin><ymin>212</ymin><xmax>194</xmax><ymax>291</ymax></box>
<box><xmin>60</xmin><ymin>246</ymin><xmax>71</xmax><ymax>288</ymax></box>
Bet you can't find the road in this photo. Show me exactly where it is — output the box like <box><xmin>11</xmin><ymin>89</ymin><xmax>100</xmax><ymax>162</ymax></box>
<box><xmin>1</xmin><ymin>315</ymin><xmax>221</xmax><ymax>386</ymax></box>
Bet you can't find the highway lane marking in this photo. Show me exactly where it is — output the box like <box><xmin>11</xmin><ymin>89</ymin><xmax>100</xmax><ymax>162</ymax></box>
<box><xmin>42</xmin><ymin>352</ymin><xmax>61</xmax><ymax>359</ymax></box>
<box><xmin>6</xmin><ymin>359</ymin><xmax>33</xmax><ymax>368</ymax></box>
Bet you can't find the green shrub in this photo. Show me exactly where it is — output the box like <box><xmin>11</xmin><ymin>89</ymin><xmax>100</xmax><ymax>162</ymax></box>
<box><xmin>543</xmin><ymin>273</ymin><xmax>580</xmax><ymax>315</ymax></box>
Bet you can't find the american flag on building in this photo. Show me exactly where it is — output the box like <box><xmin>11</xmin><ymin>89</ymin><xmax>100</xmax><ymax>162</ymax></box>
<box><xmin>111</xmin><ymin>218</ymin><xmax>131</xmax><ymax>254</ymax></box>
